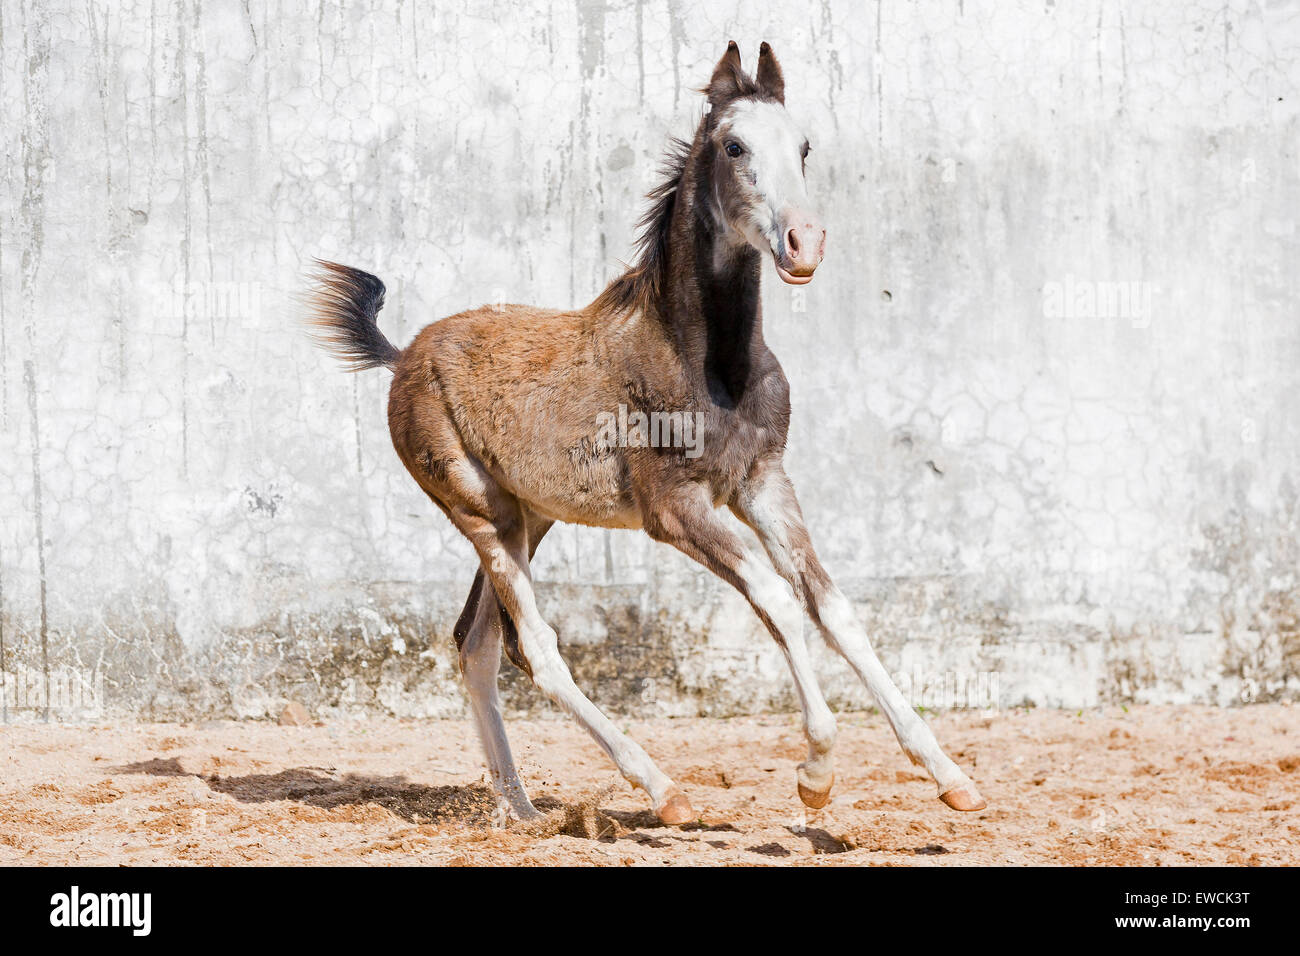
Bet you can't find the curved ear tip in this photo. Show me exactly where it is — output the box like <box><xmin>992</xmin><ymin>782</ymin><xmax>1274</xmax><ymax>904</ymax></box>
<box><xmin>759</xmin><ymin>41</ymin><xmax>772</xmax><ymax>54</ymax></box>
<box><xmin>726</xmin><ymin>40</ymin><xmax>739</xmax><ymax>52</ymax></box>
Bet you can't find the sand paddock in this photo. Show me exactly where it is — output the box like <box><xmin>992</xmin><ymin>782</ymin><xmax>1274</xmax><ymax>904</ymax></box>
<box><xmin>0</xmin><ymin>704</ymin><xmax>1295</xmax><ymax>866</ymax></box>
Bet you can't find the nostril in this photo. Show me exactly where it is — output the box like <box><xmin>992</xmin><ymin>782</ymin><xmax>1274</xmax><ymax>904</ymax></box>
<box><xmin>786</xmin><ymin>228</ymin><xmax>800</xmax><ymax>255</ymax></box>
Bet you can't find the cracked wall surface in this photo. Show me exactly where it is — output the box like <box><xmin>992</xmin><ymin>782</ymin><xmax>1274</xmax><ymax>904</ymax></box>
<box><xmin>1</xmin><ymin>0</ymin><xmax>1298</xmax><ymax>721</ymax></box>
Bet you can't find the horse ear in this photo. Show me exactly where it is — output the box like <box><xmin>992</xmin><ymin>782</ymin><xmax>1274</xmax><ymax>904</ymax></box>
<box><xmin>706</xmin><ymin>40</ymin><xmax>746</xmax><ymax>108</ymax></box>
<box><xmin>756</xmin><ymin>41</ymin><xmax>785</xmax><ymax>103</ymax></box>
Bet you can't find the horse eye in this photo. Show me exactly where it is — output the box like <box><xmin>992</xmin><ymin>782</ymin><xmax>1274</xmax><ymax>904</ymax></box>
<box><xmin>725</xmin><ymin>142</ymin><xmax>743</xmax><ymax>159</ymax></box>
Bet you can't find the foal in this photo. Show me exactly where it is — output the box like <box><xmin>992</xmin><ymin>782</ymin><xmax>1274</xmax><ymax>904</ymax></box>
<box><xmin>307</xmin><ymin>42</ymin><xmax>985</xmax><ymax>824</ymax></box>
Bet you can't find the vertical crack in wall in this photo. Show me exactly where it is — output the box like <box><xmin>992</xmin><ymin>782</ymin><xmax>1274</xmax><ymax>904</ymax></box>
<box><xmin>347</xmin><ymin>180</ymin><xmax>364</xmax><ymax>476</ymax></box>
<box><xmin>874</xmin><ymin>0</ymin><xmax>884</xmax><ymax>149</ymax></box>
<box><xmin>192</xmin><ymin>0</ymin><xmax>215</xmax><ymax>344</ymax></box>
<box><xmin>635</xmin><ymin>0</ymin><xmax>644</xmax><ymax>103</ymax></box>
<box><xmin>178</xmin><ymin>3</ymin><xmax>192</xmax><ymax>476</ymax></box>
<box><xmin>667</xmin><ymin>0</ymin><xmax>684</xmax><ymax>110</ymax></box>
<box><xmin>20</xmin><ymin>0</ymin><xmax>51</xmax><ymax>721</ymax></box>
<box><xmin>259</xmin><ymin>0</ymin><xmax>271</xmax><ymax>147</ymax></box>
<box><xmin>87</xmin><ymin>1</ymin><xmax>126</xmax><ymax>385</ymax></box>
<box><xmin>0</xmin><ymin>0</ymin><xmax>8</xmax><ymax>429</ymax></box>
<box><xmin>0</xmin><ymin>186</ymin><xmax>8</xmax><ymax>431</ymax></box>
<box><xmin>1118</xmin><ymin>6</ymin><xmax>1128</xmax><ymax>115</ymax></box>
<box><xmin>147</xmin><ymin>0</ymin><xmax>158</xmax><ymax>203</ymax></box>
<box><xmin>576</xmin><ymin>0</ymin><xmax>608</xmax><ymax>280</ymax></box>
<box><xmin>0</xmin><ymin>555</ymin><xmax>6</xmax><ymax>723</ymax></box>
<box><xmin>21</xmin><ymin>361</ymin><xmax>47</xmax><ymax>720</ymax></box>
<box><xmin>816</xmin><ymin>0</ymin><xmax>842</xmax><ymax>123</ymax></box>
<box><xmin>1096</xmin><ymin>2</ymin><xmax>1105</xmax><ymax>100</ymax></box>
<box><xmin>353</xmin><ymin>377</ymin><xmax>364</xmax><ymax>475</ymax></box>
<box><xmin>1</xmin><ymin>0</ymin><xmax>8</xmax><ymax>723</ymax></box>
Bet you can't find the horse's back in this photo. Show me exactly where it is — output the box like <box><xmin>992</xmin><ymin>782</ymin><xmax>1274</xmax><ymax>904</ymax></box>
<box><xmin>388</xmin><ymin>303</ymin><xmax>642</xmax><ymax>527</ymax></box>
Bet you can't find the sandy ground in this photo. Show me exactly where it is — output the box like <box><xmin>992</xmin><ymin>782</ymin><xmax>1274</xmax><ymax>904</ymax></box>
<box><xmin>0</xmin><ymin>705</ymin><xmax>1296</xmax><ymax>866</ymax></box>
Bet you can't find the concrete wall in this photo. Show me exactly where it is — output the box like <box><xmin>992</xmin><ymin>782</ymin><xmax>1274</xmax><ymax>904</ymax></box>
<box><xmin>1</xmin><ymin>0</ymin><xmax>1297</xmax><ymax>721</ymax></box>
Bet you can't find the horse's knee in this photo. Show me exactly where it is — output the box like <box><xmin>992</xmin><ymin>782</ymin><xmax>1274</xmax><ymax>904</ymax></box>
<box><xmin>741</xmin><ymin>556</ymin><xmax>806</xmax><ymax>639</ymax></box>
<box><xmin>815</xmin><ymin>587</ymin><xmax>862</xmax><ymax>651</ymax></box>
<box><xmin>517</xmin><ymin>626</ymin><xmax>571</xmax><ymax>697</ymax></box>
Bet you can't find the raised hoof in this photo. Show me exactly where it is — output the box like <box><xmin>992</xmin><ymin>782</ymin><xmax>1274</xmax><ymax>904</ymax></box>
<box><xmin>938</xmin><ymin>784</ymin><xmax>987</xmax><ymax>812</ymax></box>
<box><xmin>655</xmin><ymin>790</ymin><xmax>696</xmax><ymax>826</ymax></box>
<box><xmin>797</xmin><ymin>774</ymin><xmax>833</xmax><ymax>810</ymax></box>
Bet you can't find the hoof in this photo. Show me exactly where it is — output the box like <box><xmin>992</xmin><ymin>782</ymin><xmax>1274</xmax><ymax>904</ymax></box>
<box><xmin>655</xmin><ymin>789</ymin><xmax>695</xmax><ymax>826</ymax></box>
<box><xmin>938</xmin><ymin>783</ymin><xmax>987</xmax><ymax>812</ymax></box>
<box><xmin>797</xmin><ymin>773</ymin><xmax>833</xmax><ymax>810</ymax></box>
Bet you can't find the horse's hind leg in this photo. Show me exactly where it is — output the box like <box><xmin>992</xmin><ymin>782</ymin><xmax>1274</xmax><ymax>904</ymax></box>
<box><xmin>457</xmin><ymin>569</ymin><xmax>537</xmax><ymax>821</ymax></box>
<box><xmin>455</xmin><ymin>512</ymin><xmax>552</xmax><ymax>822</ymax></box>
<box><xmin>454</xmin><ymin>510</ymin><xmax>690</xmax><ymax>823</ymax></box>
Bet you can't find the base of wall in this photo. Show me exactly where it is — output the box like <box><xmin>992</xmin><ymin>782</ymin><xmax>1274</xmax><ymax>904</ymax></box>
<box><xmin>1</xmin><ymin>575</ymin><xmax>1295</xmax><ymax>723</ymax></box>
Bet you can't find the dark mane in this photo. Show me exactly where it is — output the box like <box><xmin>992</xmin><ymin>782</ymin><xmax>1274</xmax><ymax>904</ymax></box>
<box><xmin>593</xmin><ymin>72</ymin><xmax>780</xmax><ymax>319</ymax></box>
<box><xmin>592</xmin><ymin>135</ymin><xmax>693</xmax><ymax>316</ymax></box>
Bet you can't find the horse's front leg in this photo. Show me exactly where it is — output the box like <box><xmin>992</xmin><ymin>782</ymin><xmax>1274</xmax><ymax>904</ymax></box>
<box><xmin>733</xmin><ymin>455</ymin><xmax>986</xmax><ymax>812</ymax></box>
<box><xmin>646</xmin><ymin>485</ymin><xmax>838</xmax><ymax>810</ymax></box>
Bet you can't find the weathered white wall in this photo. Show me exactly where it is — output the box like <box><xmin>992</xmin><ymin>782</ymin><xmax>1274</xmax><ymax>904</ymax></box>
<box><xmin>1</xmin><ymin>0</ymin><xmax>1297</xmax><ymax>721</ymax></box>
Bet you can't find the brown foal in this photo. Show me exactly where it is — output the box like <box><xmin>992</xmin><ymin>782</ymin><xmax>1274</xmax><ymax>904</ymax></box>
<box><xmin>307</xmin><ymin>42</ymin><xmax>986</xmax><ymax>824</ymax></box>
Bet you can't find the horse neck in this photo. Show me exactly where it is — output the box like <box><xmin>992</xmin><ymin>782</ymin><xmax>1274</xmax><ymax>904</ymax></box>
<box><xmin>659</xmin><ymin>162</ymin><xmax>765</xmax><ymax>406</ymax></box>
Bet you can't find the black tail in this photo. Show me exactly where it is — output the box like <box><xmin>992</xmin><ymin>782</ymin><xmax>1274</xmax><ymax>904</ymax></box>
<box><xmin>304</xmin><ymin>259</ymin><xmax>402</xmax><ymax>371</ymax></box>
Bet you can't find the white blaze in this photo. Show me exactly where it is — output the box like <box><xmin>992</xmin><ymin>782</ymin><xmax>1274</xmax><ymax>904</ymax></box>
<box><xmin>712</xmin><ymin>99</ymin><xmax>811</xmax><ymax>256</ymax></box>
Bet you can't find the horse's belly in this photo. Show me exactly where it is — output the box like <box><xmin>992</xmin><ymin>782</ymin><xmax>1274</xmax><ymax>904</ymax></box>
<box><xmin>488</xmin><ymin>438</ymin><xmax>642</xmax><ymax>530</ymax></box>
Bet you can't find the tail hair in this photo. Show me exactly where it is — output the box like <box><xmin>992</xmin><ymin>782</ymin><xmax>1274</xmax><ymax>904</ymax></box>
<box><xmin>304</xmin><ymin>259</ymin><xmax>402</xmax><ymax>371</ymax></box>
